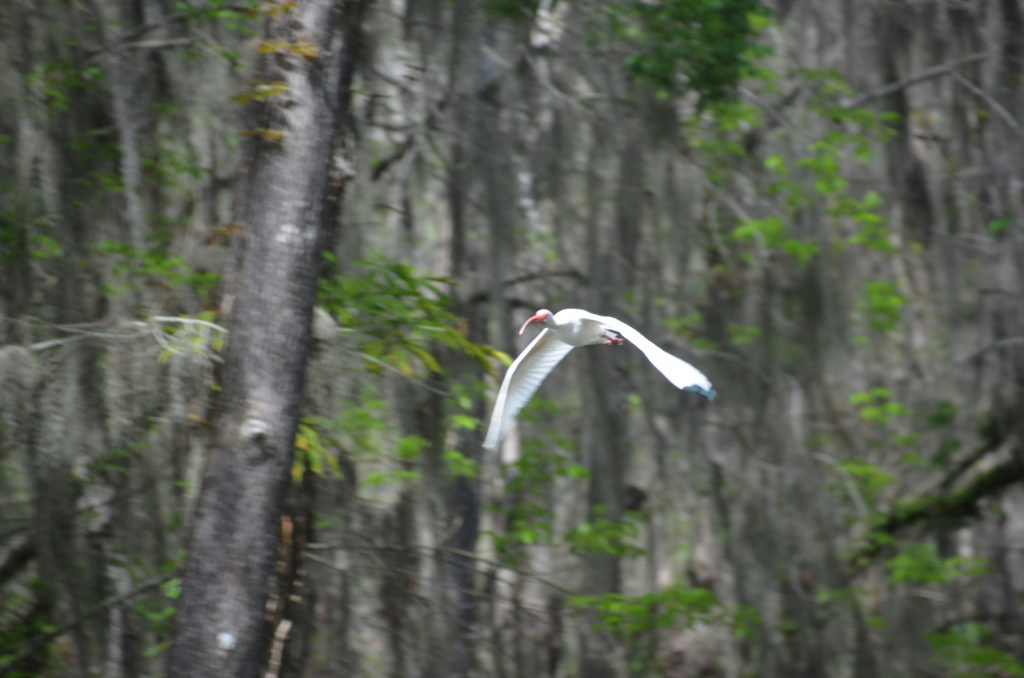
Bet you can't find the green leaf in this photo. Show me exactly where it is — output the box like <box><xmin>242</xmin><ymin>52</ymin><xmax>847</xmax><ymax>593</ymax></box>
<box><xmin>161</xmin><ymin>578</ymin><xmax>182</xmax><ymax>600</ymax></box>
<box><xmin>397</xmin><ymin>434</ymin><xmax>427</xmax><ymax>460</ymax></box>
<box><xmin>987</xmin><ymin>217</ymin><xmax>1011</xmax><ymax>233</ymax></box>
<box><xmin>406</xmin><ymin>343</ymin><xmax>443</xmax><ymax>373</ymax></box>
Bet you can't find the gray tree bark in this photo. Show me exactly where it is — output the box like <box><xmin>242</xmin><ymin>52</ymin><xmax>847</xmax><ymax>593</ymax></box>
<box><xmin>167</xmin><ymin>1</ymin><xmax>364</xmax><ymax>675</ymax></box>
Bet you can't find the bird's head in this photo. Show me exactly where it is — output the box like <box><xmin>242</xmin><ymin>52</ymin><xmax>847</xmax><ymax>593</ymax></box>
<box><xmin>519</xmin><ymin>309</ymin><xmax>553</xmax><ymax>335</ymax></box>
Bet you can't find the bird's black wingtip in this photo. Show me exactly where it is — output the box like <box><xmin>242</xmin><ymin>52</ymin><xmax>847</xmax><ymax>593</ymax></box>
<box><xmin>685</xmin><ymin>385</ymin><xmax>717</xmax><ymax>402</ymax></box>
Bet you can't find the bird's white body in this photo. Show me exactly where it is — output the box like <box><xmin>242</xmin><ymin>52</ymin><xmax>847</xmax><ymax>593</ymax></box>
<box><xmin>482</xmin><ymin>308</ymin><xmax>715</xmax><ymax>450</ymax></box>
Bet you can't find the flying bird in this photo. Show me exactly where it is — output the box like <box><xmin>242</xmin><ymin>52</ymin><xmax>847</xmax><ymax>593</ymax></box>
<box><xmin>482</xmin><ymin>308</ymin><xmax>715</xmax><ymax>450</ymax></box>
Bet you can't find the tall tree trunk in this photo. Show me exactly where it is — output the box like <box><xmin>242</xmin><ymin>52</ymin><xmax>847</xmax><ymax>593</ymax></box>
<box><xmin>168</xmin><ymin>1</ymin><xmax>364</xmax><ymax>675</ymax></box>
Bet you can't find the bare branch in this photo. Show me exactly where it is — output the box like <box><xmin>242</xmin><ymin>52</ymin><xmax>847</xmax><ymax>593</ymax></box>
<box><xmin>845</xmin><ymin>51</ymin><xmax>988</xmax><ymax>108</ymax></box>
<box><xmin>951</xmin><ymin>70</ymin><xmax>1023</xmax><ymax>138</ymax></box>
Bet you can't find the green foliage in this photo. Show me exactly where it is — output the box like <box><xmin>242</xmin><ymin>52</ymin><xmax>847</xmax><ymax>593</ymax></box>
<box><xmin>318</xmin><ymin>255</ymin><xmax>509</xmax><ymax>379</ymax></box>
<box><xmin>292</xmin><ymin>418</ymin><xmax>344</xmax><ymax>482</ymax></box>
<box><xmin>486</xmin><ymin>438</ymin><xmax>591</xmax><ymax>564</ymax></box>
<box><xmin>133</xmin><ymin>576</ymin><xmax>182</xmax><ymax>661</ymax></box>
<box><xmin>841</xmin><ymin>190</ymin><xmax>893</xmax><ymax>252</ymax></box>
<box><xmin>694</xmin><ymin>68</ymin><xmax>897</xmax><ymax>271</ymax></box>
<box><xmin>25</xmin><ymin>59</ymin><xmax>104</xmax><ymax>114</ymax></box>
<box><xmin>885</xmin><ymin>542</ymin><xmax>986</xmax><ymax>585</ymax></box>
<box><xmin>849</xmin><ymin>387</ymin><xmax>910</xmax><ymax>426</ymax></box>
<box><xmin>97</xmin><ymin>240</ymin><xmax>221</xmax><ymax>300</ymax></box>
<box><xmin>142</xmin><ymin>141</ymin><xmax>209</xmax><ymax>187</ymax></box>
<box><xmin>69</xmin><ymin>136</ymin><xmax>122</xmax><ymax>194</ymax></box>
<box><xmin>731</xmin><ymin>216</ymin><xmax>818</xmax><ymax>265</ymax></box>
<box><xmin>29</xmin><ymin>234</ymin><xmax>63</xmax><ymax>260</ymax></box>
<box><xmin>610</xmin><ymin>0</ymin><xmax>771</xmax><ymax>106</ymax></box>
<box><xmin>987</xmin><ymin>217</ymin><xmax>1011</xmax><ymax>234</ymax></box>
<box><xmin>836</xmin><ymin>458</ymin><xmax>894</xmax><ymax>508</ymax></box>
<box><xmin>727</xmin><ymin>323</ymin><xmax>761</xmax><ymax>347</ymax></box>
<box><xmin>569</xmin><ymin>583</ymin><xmax>755</xmax><ymax>639</ymax></box>
<box><xmin>566</xmin><ymin>516</ymin><xmax>645</xmax><ymax>559</ymax></box>
<box><xmin>858</xmin><ymin>280</ymin><xmax>905</xmax><ymax>333</ymax></box>
<box><xmin>171</xmin><ymin>0</ymin><xmax>262</xmax><ymax>28</ymax></box>
<box><xmin>927</xmin><ymin>623</ymin><xmax>1024</xmax><ymax>677</ymax></box>
<box><xmin>443</xmin><ymin>448</ymin><xmax>480</xmax><ymax>478</ymax></box>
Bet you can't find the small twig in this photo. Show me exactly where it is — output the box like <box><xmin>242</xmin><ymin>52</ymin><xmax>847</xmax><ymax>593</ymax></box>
<box><xmin>467</xmin><ymin>270</ymin><xmax>587</xmax><ymax>305</ymax></box>
<box><xmin>960</xmin><ymin>336</ymin><xmax>1024</xmax><ymax>363</ymax></box>
<box><xmin>306</xmin><ymin>541</ymin><xmax>574</xmax><ymax>596</ymax></box>
<box><xmin>125</xmin><ymin>38</ymin><xmax>193</xmax><ymax>50</ymax></box>
<box><xmin>950</xmin><ymin>70</ymin><xmax>1023</xmax><ymax>138</ymax></box>
<box><xmin>150</xmin><ymin>315</ymin><xmax>228</xmax><ymax>334</ymax></box>
<box><xmin>845</xmin><ymin>51</ymin><xmax>988</xmax><ymax>108</ymax></box>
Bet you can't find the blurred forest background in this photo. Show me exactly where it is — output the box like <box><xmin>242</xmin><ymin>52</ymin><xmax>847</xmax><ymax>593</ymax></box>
<box><xmin>2</xmin><ymin>0</ymin><xmax>1024</xmax><ymax>676</ymax></box>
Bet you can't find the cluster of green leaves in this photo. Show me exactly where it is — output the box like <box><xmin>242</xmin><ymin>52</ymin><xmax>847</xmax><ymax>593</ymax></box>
<box><xmin>692</xmin><ymin>67</ymin><xmax>899</xmax><ymax>273</ymax></box>
<box><xmin>96</xmin><ymin>240</ymin><xmax>221</xmax><ymax>300</ymax></box>
<box><xmin>731</xmin><ymin>215</ymin><xmax>818</xmax><ymax>265</ymax></box>
<box><xmin>292</xmin><ymin>389</ymin><xmax>482</xmax><ymax>487</ymax></box>
<box><xmin>884</xmin><ymin>542</ymin><xmax>986</xmax><ymax>586</ymax></box>
<box><xmin>134</xmin><ymin>577</ymin><xmax>183</xmax><ymax>660</ymax></box>
<box><xmin>26</xmin><ymin>59</ymin><xmax>104</xmax><ymax>114</ymax></box>
<box><xmin>836</xmin><ymin>458</ymin><xmax>894</xmax><ymax>510</ymax></box>
<box><xmin>565</xmin><ymin>514</ymin><xmax>645</xmax><ymax>559</ymax></box>
<box><xmin>171</xmin><ymin>0</ymin><xmax>265</xmax><ymax>28</ymax></box>
<box><xmin>318</xmin><ymin>254</ymin><xmax>509</xmax><ymax>379</ymax></box>
<box><xmin>609</xmin><ymin>0</ymin><xmax>771</xmax><ymax>106</ymax></box>
<box><xmin>0</xmin><ymin>579</ymin><xmax>59</xmax><ymax>675</ymax></box>
<box><xmin>69</xmin><ymin>136</ymin><xmax>122</xmax><ymax>193</ymax></box>
<box><xmin>486</xmin><ymin>413</ymin><xmax>590</xmax><ymax>564</ymax></box>
<box><xmin>927</xmin><ymin>622</ymin><xmax>1024</xmax><ymax>677</ymax></box>
<box><xmin>849</xmin><ymin>386</ymin><xmax>911</xmax><ymax>428</ymax></box>
<box><xmin>832</xmin><ymin>389</ymin><xmax>920</xmax><ymax>511</ymax></box>
<box><xmin>569</xmin><ymin>584</ymin><xmax>758</xmax><ymax>640</ymax></box>
<box><xmin>858</xmin><ymin>279</ymin><xmax>906</xmax><ymax>334</ymax></box>
<box><xmin>290</xmin><ymin>392</ymin><xmax>426</xmax><ymax>487</ymax></box>
<box><xmin>292</xmin><ymin>416</ymin><xmax>345</xmax><ymax>483</ymax></box>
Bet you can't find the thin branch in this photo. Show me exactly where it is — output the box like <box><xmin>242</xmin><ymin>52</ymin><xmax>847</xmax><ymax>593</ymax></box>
<box><xmin>303</xmin><ymin>552</ymin><xmax>554</xmax><ymax>616</ymax></box>
<box><xmin>845</xmin><ymin>51</ymin><xmax>988</xmax><ymax>108</ymax></box>
<box><xmin>938</xmin><ymin>439</ymin><xmax>1002</xmax><ymax>492</ymax></box>
<box><xmin>951</xmin><ymin>70</ymin><xmax>1023</xmax><ymax>138</ymax></box>
<box><xmin>150</xmin><ymin>315</ymin><xmax>228</xmax><ymax>333</ymax></box>
<box><xmin>306</xmin><ymin>541</ymin><xmax>574</xmax><ymax>596</ymax></box>
<box><xmin>0</xmin><ymin>537</ymin><xmax>36</xmax><ymax>588</ymax></box>
<box><xmin>467</xmin><ymin>269</ymin><xmax>588</xmax><ymax>305</ymax></box>
<box><xmin>125</xmin><ymin>38</ymin><xmax>193</xmax><ymax>50</ymax></box>
<box><xmin>960</xmin><ymin>336</ymin><xmax>1024</xmax><ymax>363</ymax></box>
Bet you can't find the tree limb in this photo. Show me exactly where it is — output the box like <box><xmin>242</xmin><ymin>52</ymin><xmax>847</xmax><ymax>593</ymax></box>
<box><xmin>854</xmin><ymin>453</ymin><xmax>1024</xmax><ymax>563</ymax></box>
<box><xmin>845</xmin><ymin>51</ymin><xmax>988</xmax><ymax>108</ymax></box>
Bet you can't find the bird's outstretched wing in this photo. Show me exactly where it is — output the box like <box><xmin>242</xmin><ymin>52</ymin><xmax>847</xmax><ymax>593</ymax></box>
<box><xmin>599</xmin><ymin>315</ymin><xmax>716</xmax><ymax>400</ymax></box>
<box><xmin>482</xmin><ymin>329</ymin><xmax>575</xmax><ymax>449</ymax></box>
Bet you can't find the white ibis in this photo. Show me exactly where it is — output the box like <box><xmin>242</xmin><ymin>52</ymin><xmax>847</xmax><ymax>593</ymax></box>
<box><xmin>482</xmin><ymin>308</ymin><xmax>716</xmax><ymax>450</ymax></box>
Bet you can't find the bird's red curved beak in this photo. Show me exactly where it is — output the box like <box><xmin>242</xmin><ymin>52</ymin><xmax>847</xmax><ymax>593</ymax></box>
<box><xmin>519</xmin><ymin>311</ymin><xmax>547</xmax><ymax>335</ymax></box>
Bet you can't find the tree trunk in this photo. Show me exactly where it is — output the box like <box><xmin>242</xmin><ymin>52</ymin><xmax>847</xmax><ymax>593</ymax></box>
<box><xmin>167</xmin><ymin>1</ymin><xmax>364</xmax><ymax>675</ymax></box>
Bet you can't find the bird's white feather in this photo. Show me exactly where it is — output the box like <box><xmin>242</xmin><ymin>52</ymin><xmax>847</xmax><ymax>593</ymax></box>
<box><xmin>596</xmin><ymin>313</ymin><xmax>714</xmax><ymax>394</ymax></box>
<box><xmin>483</xmin><ymin>308</ymin><xmax>715</xmax><ymax>450</ymax></box>
<box><xmin>482</xmin><ymin>329</ymin><xmax>575</xmax><ymax>450</ymax></box>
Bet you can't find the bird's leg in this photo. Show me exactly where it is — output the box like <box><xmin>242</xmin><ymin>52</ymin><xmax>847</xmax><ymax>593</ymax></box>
<box><xmin>603</xmin><ymin>330</ymin><xmax>624</xmax><ymax>346</ymax></box>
